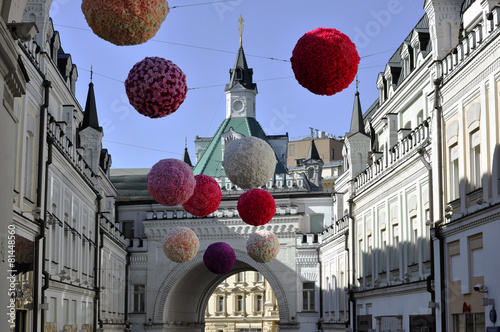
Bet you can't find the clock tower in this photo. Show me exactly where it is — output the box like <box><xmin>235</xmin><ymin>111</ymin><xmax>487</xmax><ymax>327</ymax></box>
<box><xmin>225</xmin><ymin>15</ymin><xmax>257</xmax><ymax>119</ymax></box>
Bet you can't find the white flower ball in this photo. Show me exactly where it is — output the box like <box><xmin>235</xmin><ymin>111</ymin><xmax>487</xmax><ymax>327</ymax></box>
<box><xmin>222</xmin><ymin>136</ymin><xmax>277</xmax><ymax>189</ymax></box>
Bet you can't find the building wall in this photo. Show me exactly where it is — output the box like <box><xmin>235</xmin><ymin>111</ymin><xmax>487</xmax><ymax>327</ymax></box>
<box><xmin>287</xmin><ymin>137</ymin><xmax>343</xmax><ymax>168</ymax></box>
<box><xmin>204</xmin><ymin>271</ymin><xmax>279</xmax><ymax>332</ymax></box>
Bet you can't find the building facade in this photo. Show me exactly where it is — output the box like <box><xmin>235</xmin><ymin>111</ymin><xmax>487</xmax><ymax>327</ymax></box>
<box><xmin>3</xmin><ymin>1</ymin><xmax>127</xmax><ymax>331</ymax></box>
<box><xmin>204</xmin><ymin>271</ymin><xmax>279</xmax><ymax>332</ymax></box>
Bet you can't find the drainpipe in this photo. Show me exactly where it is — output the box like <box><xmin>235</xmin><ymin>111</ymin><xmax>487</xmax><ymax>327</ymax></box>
<box><xmin>433</xmin><ymin>77</ymin><xmax>447</xmax><ymax>332</ymax></box>
<box><xmin>94</xmin><ymin>195</ymin><xmax>102</xmax><ymax>331</ymax></box>
<box><xmin>34</xmin><ymin>79</ymin><xmax>51</xmax><ymax>332</ymax></box>
<box><xmin>347</xmin><ymin>198</ymin><xmax>356</xmax><ymax>332</ymax></box>
<box><xmin>317</xmin><ymin>247</ymin><xmax>323</xmax><ymax>331</ymax></box>
<box><xmin>344</xmin><ymin>229</ymin><xmax>350</xmax><ymax>329</ymax></box>
<box><xmin>124</xmin><ymin>250</ymin><xmax>131</xmax><ymax>331</ymax></box>
<box><xmin>417</xmin><ymin>146</ymin><xmax>436</xmax><ymax>330</ymax></box>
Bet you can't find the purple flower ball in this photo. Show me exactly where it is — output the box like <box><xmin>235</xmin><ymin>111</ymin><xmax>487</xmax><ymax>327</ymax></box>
<box><xmin>203</xmin><ymin>242</ymin><xmax>236</xmax><ymax>274</ymax></box>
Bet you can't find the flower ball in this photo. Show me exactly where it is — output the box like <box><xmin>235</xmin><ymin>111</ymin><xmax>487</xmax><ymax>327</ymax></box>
<box><xmin>125</xmin><ymin>57</ymin><xmax>188</xmax><ymax>118</ymax></box>
<box><xmin>237</xmin><ymin>189</ymin><xmax>276</xmax><ymax>226</ymax></box>
<box><xmin>146</xmin><ymin>159</ymin><xmax>195</xmax><ymax>206</ymax></box>
<box><xmin>162</xmin><ymin>227</ymin><xmax>199</xmax><ymax>263</ymax></box>
<box><xmin>203</xmin><ymin>242</ymin><xmax>236</xmax><ymax>274</ymax></box>
<box><xmin>81</xmin><ymin>0</ymin><xmax>169</xmax><ymax>46</ymax></box>
<box><xmin>222</xmin><ymin>136</ymin><xmax>277</xmax><ymax>189</ymax></box>
<box><xmin>247</xmin><ymin>230</ymin><xmax>280</xmax><ymax>263</ymax></box>
<box><xmin>290</xmin><ymin>27</ymin><xmax>360</xmax><ymax>96</ymax></box>
<box><xmin>182</xmin><ymin>175</ymin><xmax>222</xmax><ymax>217</ymax></box>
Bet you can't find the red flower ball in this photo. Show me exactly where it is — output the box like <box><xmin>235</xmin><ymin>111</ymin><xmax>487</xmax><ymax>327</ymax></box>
<box><xmin>203</xmin><ymin>242</ymin><xmax>236</xmax><ymax>274</ymax></box>
<box><xmin>125</xmin><ymin>57</ymin><xmax>188</xmax><ymax>118</ymax></box>
<box><xmin>146</xmin><ymin>159</ymin><xmax>195</xmax><ymax>206</ymax></box>
<box><xmin>237</xmin><ymin>189</ymin><xmax>276</xmax><ymax>226</ymax></box>
<box><xmin>182</xmin><ymin>175</ymin><xmax>222</xmax><ymax>217</ymax></box>
<box><xmin>291</xmin><ymin>27</ymin><xmax>360</xmax><ymax>96</ymax></box>
<box><xmin>81</xmin><ymin>0</ymin><xmax>169</xmax><ymax>46</ymax></box>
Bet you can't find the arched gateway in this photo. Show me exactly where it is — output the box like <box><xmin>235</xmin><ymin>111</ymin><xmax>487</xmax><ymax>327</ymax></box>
<box><xmin>152</xmin><ymin>249</ymin><xmax>291</xmax><ymax>331</ymax></box>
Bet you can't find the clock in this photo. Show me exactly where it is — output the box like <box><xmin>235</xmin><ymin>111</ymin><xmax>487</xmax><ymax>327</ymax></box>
<box><xmin>232</xmin><ymin>99</ymin><xmax>245</xmax><ymax>113</ymax></box>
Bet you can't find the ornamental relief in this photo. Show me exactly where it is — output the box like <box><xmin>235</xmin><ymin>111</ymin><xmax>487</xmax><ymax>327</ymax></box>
<box><xmin>438</xmin><ymin>13</ymin><xmax>460</xmax><ymax>25</ymax></box>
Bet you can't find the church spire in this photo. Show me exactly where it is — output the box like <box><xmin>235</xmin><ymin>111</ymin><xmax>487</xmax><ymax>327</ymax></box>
<box><xmin>81</xmin><ymin>73</ymin><xmax>102</xmax><ymax>131</ymax></box>
<box><xmin>225</xmin><ymin>16</ymin><xmax>256</xmax><ymax>92</ymax></box>
<box><xmin>182</xmin><ymin>138</ymin><xmax>193</xmax><ymax>167</ymax></box>
<box><xmin>348</xmin><ymin>86</ymin><xmax>366</xmax><ymax>136</ymax></box>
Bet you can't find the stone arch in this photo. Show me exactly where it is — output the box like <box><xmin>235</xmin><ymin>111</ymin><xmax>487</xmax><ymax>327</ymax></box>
<box><xmin>152</xmin><ymin>249</ymin><xmax>290</xmax><ymax>324</ymax></box>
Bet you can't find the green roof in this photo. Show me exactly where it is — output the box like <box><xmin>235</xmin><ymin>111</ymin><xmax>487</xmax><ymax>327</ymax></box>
<box><xmin>193</xmin><ymin>117</ymin><xmax>287</xmax><ymax>177</ymax></box>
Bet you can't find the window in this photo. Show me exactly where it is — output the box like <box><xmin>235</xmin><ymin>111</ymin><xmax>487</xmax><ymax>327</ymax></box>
<box><xmin>122</xmin><ymin>221</ymin><xmax>134</xmax><ymax>238</ymax></box>
<box><xmin>237</xmin><ymin>295</ymin><xmax>243</xmax><ymax>312</ymax></box>
<box><xmin>380</xmin><ymin>229</ymin><xmax>387</xmax><ymax>272</ymax></box>
<box><xmin>366</xmin><ymin>235</ymin><xmax>373</xmax><ymax>276</ymax></box>
<box><xmin>310</xmin><ymin>214</ymin><xmax>324</xmax><ymax>233</ymax></box>
<box><xmin>256</xmin><ymin>295</ymin><xmax>262</xmax><ymax>311</ymax></box>
<box><xmin>449</xmin><ymin>144</ymin><xmax>460</xmax><ymax>200</ymax></box>
<box><xmin>302</xmin><ymin>282</ymin><xmax>315</xmax><ymax>311</ymax></box>
<box><xmin>133</xmin><ymin>285</ymin><xmax>145</xmax><ymax>312</ymax></box>
<box><xmin>24</xmin><ymin>132</ymin><xmax>34</xmax><ymax>199</ymax></box>
<box><xmin>256</xmin><ymin>272</ymin><xmax>263</xmax><ymax>282</ymax></box>
<box><xmin>470</xmin><ymin>130</ymin><xmax>481</xmax><ymax>191</ymax></box>
<box><xmin>218</xmin><ymin>296</ymin><xmax>224</xmax><ymax>312</ymax></box>
<box><xmin>409</xmin><ymin>216</ymin><xmax>418</xmax><ymax>265</ymax></box>
<box><xmin>391</xmin><ymin>225</ymin><xmax>399</xmax><ymax>271</ymax></box>
<box><xmin>295</xmin><ymin>158</ymin><xmax>305</xmax><ymax>166</ymax></box>
<box><xmin>453</xmin><ymin>313</ymin><xmax>485</xmax><ymax>332</ymax></box>
<box><xmin>331</xmin><ymin>148</ymin><xmax>335</xmax><ymax>160</ymax></box>
<box><xmin>237</xmin><ymin>272</ymin><xmax>244</xmax><ymax>283</ymax></box>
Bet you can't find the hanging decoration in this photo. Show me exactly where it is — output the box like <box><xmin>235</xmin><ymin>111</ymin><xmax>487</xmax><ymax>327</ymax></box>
<box><xmin>146</xmin><ymin>159</ymin><xmax>195</xmax><ymax>206</ymax></box>
<box><xmin>237</xmin><ymin>188</ymin><xmax>276</xmax><ymax>226</ymax></box>
<box><xmin>290</xmin><ymin>27</ymin><xmax>360</xmax><ymax>96</ymax></box>
<box><xmin>203</xmin><ymin>242</ymin><xmax>236</xmax><ymax>274</ymax></box>
<box><xmin>162</xmin><ymin>227</ymin><xmax>199</xmax><ymax>263</ymax></box>
<box><xmin>182</xmin><ymin>175</ymin><xmax>222</xmax><ymax>217</ymax></box>
<box><xmin>222</xmin><ymin>136</ymin><xmax>277</xmax><ymax>189</ymax></box>
<box><xmin>125</xmin><ymin>57</ymin><xmax>188</xmax><ymax>118</ymax></box>
<box><xmin>81</xmin><ymin>0</ymin><xmax>169</xmax><ymax>46</ymax></box>
<box><xmin>246</xmin><ymin>230</ymin><xmax>280</xmax><ymax>263</ymax></box>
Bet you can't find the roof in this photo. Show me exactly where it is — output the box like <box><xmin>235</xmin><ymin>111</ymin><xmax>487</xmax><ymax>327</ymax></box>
<box><xmin>182</xmin><ymin>147</ymin><xmax>193</xmax><ymax>167</ymax></box>
<box><xmin>110</xmin><ymin>169</ymin><xmax>151</xmax><ymax>201</ymax></box>
<box><xmin>81</xmin><ymin>82</ymin><xmax>102</xmax><ymax>131</ymax></box>
<box><xmin>192</xmin><ymin>117</ymin><xmax>287</xmax><ymax>177</ymax></box>
<box><xmin>307</xmin><ymin>139</ymin><xmax>321</xmax><ymax>160</ymax></box>
<box><xmin>225</xmin><ymin>45</ymin><xmax>256</xmax><ymax>91</ymax></box>
<box><xmin>347</xmin><ymin>91</ymin><xmax>368</xmax><ymax>137</ymax></box>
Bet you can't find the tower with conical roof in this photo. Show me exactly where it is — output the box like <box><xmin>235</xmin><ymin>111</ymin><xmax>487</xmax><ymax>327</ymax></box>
<box><xmin>343</xmin><ymin>82</ymin><xmax>370</xmax><ymax>180</ymax></box>
<box><xmin>225</xmin><ymin>15</ymin><xmax>257</xmax><ymax>119</ymax></box>
<box><xmin>303</xmin><ymin>137</ymin><xmax>324</xmax><ymax>190</ymax></box>
<box><xmin>78</xmin><ymin>73</ymin><xmax>103</xmax><ymax>175</ymax></box>
<box><xmin>193</xmin><ymin>16</ymin><xmax>287</xmax><ymax>184</ymax></box>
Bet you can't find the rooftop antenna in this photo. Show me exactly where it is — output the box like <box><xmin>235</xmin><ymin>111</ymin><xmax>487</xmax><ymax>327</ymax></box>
<box><xmin>90</xmin><ymin>65</ymin><xmax>93</xmax><ymax>83</ymax></box>
<box><xmin>238</xmin><ymin>15</ymin><xmax>244</xmax><ymax>46</ymax></box>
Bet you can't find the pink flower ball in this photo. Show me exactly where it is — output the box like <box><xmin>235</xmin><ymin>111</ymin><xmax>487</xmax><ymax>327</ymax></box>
<box><xmin>182</xmin><ymin>175</ymin><xmax>222</xmax><ymax>217</ymax></box>
<box><xmin>146</xmin><ymin>159</ymin><xmax>195</xmax><ymax>206</ymax></box>
<box><xmin>125</xmin><ymin>57</ymin><xmax>188</xmax><ymax>118</ymax></box>
<box><xmin>82</xmin><ymin>0</ymin><xmax>169</xmax><ymax>46</ymax></box>
<box><xmin>291</xmin><ymin>27</ymin><xmax>360</xmax><ymax>96</ymax></box>
<box><xmin>203</xmin><ymin>242</ymin><xmax>236</xmax><ymax>274</ymax></box>
<box><xmin>237</xmin><ymin>189</ymin><xmax>276</xmax><ymax>226</ymax></box>
<box><xmin>247</xmin><ymin>230</ymin><xmax>280</xmax><ymax>263</ymax></box>
<box><xmin>162</xmin><ymin>227</ymin><xmax>199</xmax><ymax>263</ymax></box>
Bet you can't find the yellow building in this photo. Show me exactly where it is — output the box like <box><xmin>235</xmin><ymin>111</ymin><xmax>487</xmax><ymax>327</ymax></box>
<box><xmin>204</xmin><ymin>271</ymin><xmax>279</xmax><ymax>332</ymax></box>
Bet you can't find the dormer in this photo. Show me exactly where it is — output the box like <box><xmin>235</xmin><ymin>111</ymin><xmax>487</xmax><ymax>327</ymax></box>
<box><xmin>377</xmin><ymin>73</ymin><xmax>387</xmax><ymax>104</ymax></box>
<box><xmin>410</xmin><ymin>29</ymin><xmax>430</xmax><ymax>65</ymax></box>
<box><xmin>221</xmin><ymin>128</ymin><xmax>244</xmax><ymax>162</ymax></box>
<box><xmin>383</xmin><ymin>64</ymin><xmax>401</xmax><ymax>98</ymax></box>
<box><xmin>400</xmin><ymin>42</ymin><xmax>414</xmax><ymax>78</ymax></box>
<box><xmin>69</xmin><ymin>64</ymin><xmax>78</xmax><ymax>94</ymax></box>
<box><xmin>50</xmin><ymin>31</ymin><xmax>61</xmax><ymax>63</ymax></box>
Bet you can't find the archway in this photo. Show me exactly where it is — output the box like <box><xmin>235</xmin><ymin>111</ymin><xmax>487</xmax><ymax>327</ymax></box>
<box><xmin>153</xmin><ymin>249</ymin><xmax>291</xmax><ymax>331</ymax></box>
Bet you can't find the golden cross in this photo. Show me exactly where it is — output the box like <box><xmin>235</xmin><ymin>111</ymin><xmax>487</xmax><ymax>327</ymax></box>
<box><xmin>238</xmin><ymin>15</ymin><xmax>244</xmax><ymax>45</ymax></box>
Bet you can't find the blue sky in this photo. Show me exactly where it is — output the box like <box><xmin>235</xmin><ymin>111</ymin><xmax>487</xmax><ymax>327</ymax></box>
<box><xmin>50</xmin><ymin>0</ymin><xmax>425</xmax><ymax>168</ymax></box>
